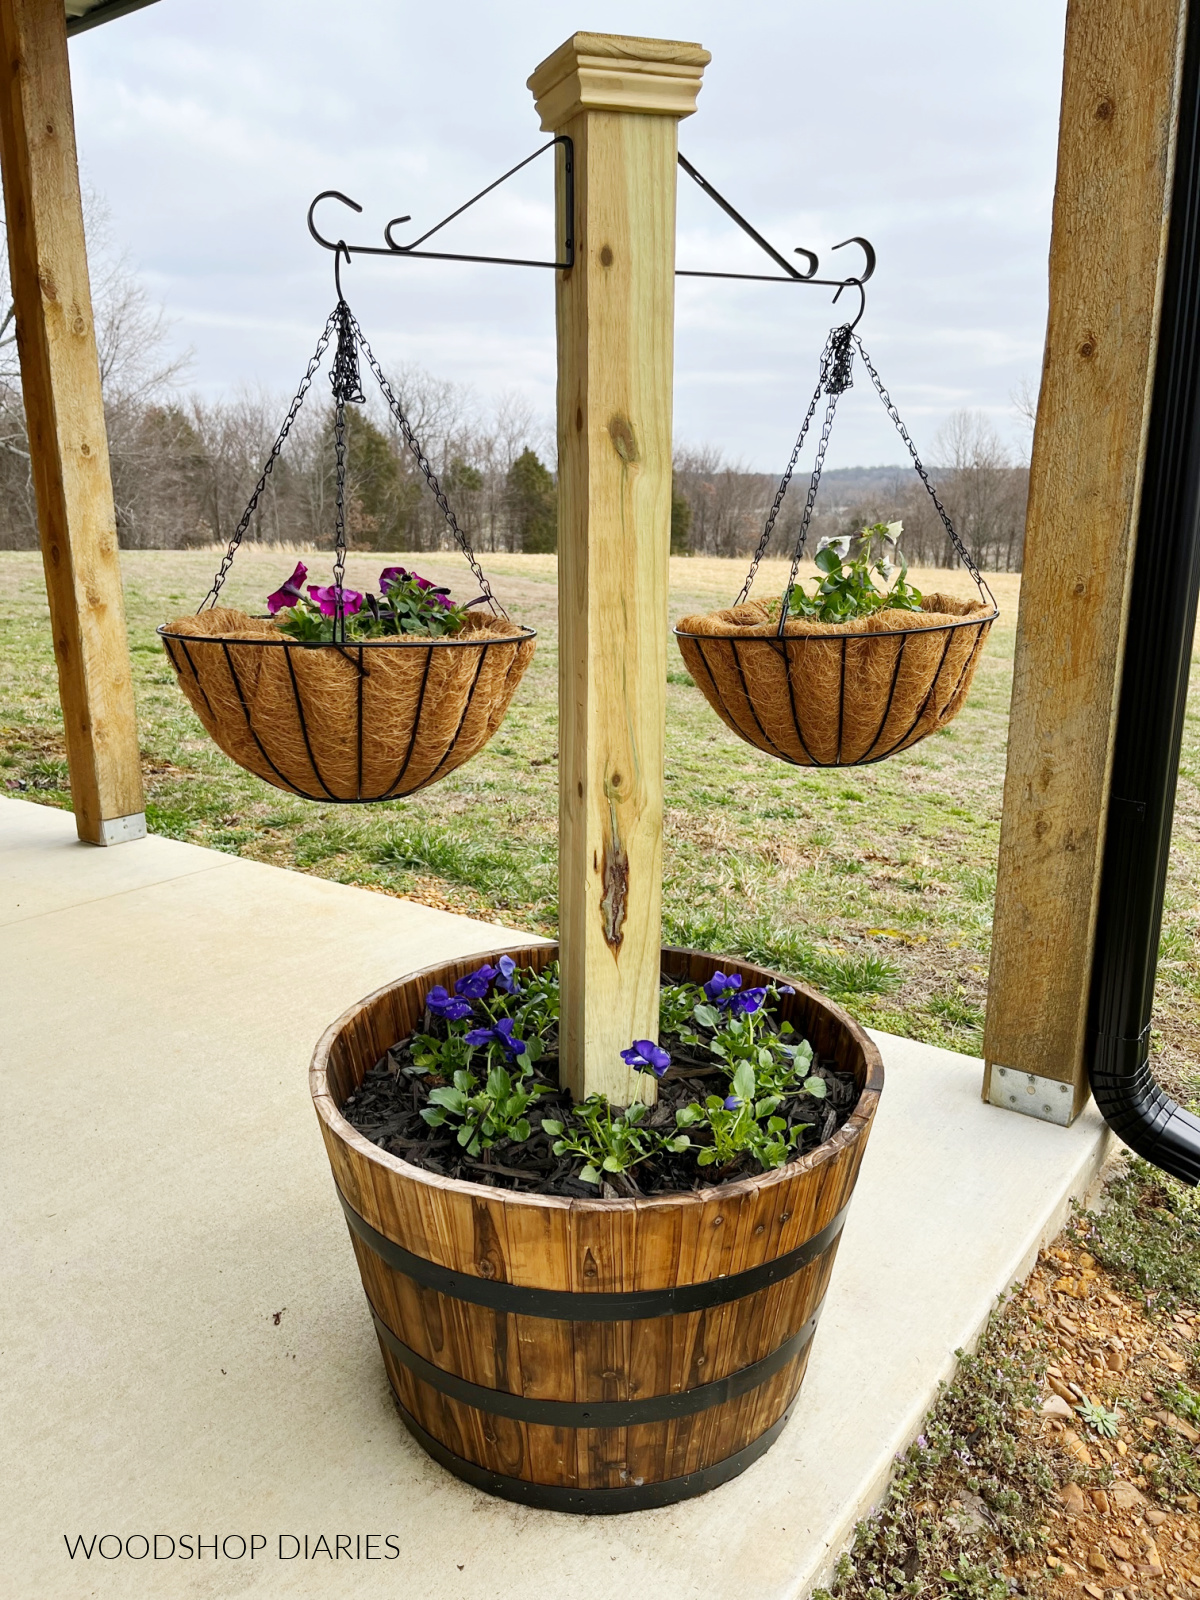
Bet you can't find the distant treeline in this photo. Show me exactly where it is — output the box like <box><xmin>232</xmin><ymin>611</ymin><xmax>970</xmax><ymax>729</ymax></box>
<box><xmin>0</xmin><ymin>214</ymin><xmax>1028</xmax><ymax>570</ymax></box>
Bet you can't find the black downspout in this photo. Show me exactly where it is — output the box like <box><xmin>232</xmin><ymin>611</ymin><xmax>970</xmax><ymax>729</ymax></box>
<box><xmin>1087</xmin><ymin>0</ymin><xmax>1200</xmax><ymax>1185</ymax></box>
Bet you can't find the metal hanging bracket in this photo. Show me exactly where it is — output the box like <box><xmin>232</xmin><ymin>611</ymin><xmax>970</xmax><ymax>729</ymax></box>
<box><xmin>676</xmin><ymin>151</ymin><xmax>875</xmax><ymax>327</ymax></box>
<box><xmin>307</xmin><ymin>136</ymin><xmax>574</xmax><ymax>274</ymax></box>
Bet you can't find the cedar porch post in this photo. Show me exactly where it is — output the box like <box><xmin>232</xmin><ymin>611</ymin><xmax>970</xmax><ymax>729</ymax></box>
<box><xmin>0</xmin><ymin>0</ymin><xmax>144</xmax><ymax>845</ymax></box>
<box><xmin>528</xmin><ymin>34</ymin><xmax>709</xmax><ymax>1103</ymax></box>
<box><xmin>983</xmin><ymin>0</ymin><xmax>1187</xmax><ymax>1122</ymax></box>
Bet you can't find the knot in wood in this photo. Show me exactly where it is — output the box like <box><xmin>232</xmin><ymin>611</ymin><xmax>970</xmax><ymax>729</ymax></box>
<box><xmin>607</xmin><ymin>414</ymin><xmax>639</xmax><ymax>464</ymax></box>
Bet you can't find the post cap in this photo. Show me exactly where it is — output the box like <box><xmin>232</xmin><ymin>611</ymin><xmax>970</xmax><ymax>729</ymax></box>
<box><xmin>528</xmin><ymin>32</ymin><xmax>710</xmax><ymax>130</ymax></box>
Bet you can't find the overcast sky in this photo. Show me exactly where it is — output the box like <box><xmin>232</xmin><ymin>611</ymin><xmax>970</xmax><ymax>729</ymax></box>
<box><xmin>67</xmin><ymin>0</ymin><xmax>1067</xmax><ymax>472</ymax></box>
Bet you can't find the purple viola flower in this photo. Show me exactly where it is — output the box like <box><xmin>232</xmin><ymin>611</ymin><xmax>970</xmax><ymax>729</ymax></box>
<box><xmin>425</xmin><ymin>984</ymin><xmax>474</xmax><ymax>1022</ymax></box>
<box><xmin>722</xmin><ymin>1094</ymin><xmax>743</xmax><ymax>1111</ymax></box>
<box><xmin>730</xmin><ymin>986</ymin><xmax>768</xmax><ymax>1017</ymax></box>
<box><xmin>702</xmin><ymin>971</ymin><xmax>742</xmax><ymax>1009</ymax></box>
<box><xmin>778</xmin><ymin>984</ymin><xmax>796</xmax><ymax>996</ymax></box>
<box><xmin>464</xmin><ymin>1015</ymin><xmax>526</xmax><ymax>1058</ymax></box>
<box><xmin>620</xmin><ymin>1039</ymin><xmax>671</xmax><ymax>1078</ymax></box>
<box><xmin>266</xmin><ymin>560</ymin><xmax>308</xmax><ymax>614</ymax></box>
<box><xmin>307</xmin><ymin>584</ymin><xmax>364</xmax><ymax>618</ymax></box>
<box><xmin>493</xmin><ymin>955</ymin><xmax>520</xmax><ymax>995</ymax></box>
<box><xmin>455</xmin><ymin>964</ymin><xmax>497</xmax><ymax>1000</ymax></box>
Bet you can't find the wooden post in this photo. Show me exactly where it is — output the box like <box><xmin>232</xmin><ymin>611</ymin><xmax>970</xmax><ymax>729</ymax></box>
<box><xmin>529</xmin><ymin>34</ymin><xmax>709</xmax><ymax>1103</ymax></box>
<box><xmin>983</xmin><ymin>0</ymin><xmax>1187</xmax><ymax>1122</ymax></box>
<box><xmin>0</xmin><ymin>0</ymin><xmax>144</xmax><ymax>845</ymax></box>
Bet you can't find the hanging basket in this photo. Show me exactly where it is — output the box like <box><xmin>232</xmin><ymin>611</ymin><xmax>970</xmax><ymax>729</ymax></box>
<box><xmin>159</xmin><ymin>607</ymin><xmax>535</xmax><ymax>803</ymax></box>
<box><xmin>677</xmin><ymin>325</ymin><xmax>998</xmax><ymax>768</ymax></box>
<box><xmin>160</xmin><ymin>297</ymin><xmax>535</xmax><ymax>802</ymax></box>
<box><xmin>676</xmin><ymin>591</ymin><xmax>993</xmax><ymax>767</ymax></box>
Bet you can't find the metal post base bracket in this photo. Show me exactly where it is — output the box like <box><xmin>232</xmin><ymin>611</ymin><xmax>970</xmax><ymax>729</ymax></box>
<box><xmin>987</xmin><ymin>1066</ymin><xmax>1076</xmax><ymax>1127</ymax></box>
<box><xmin>95</xmin><ymin>812</ymin><xmax>147</xmax><ymax>847</ymax></box>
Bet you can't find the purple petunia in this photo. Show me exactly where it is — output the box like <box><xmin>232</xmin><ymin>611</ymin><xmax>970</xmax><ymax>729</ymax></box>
<box><xmin>266</xmin><ymin>561</ymin><xmax>309</xmax><ymax>614</ymax></box>
<box><xmin>379</xmin><ymin>564</ymin><xmax>436</xmax><ymax>593</ymax></box>
<box><xmin>465</xmin><ymin>1015</ymin><xmax>526</xmax><ymax>1058</ymax></box>
<box><xmin>425</xmin><ymin>984</ymin><xmax>474</xmax><ymax>1022</ymax></box>
<box><xmin>620</xmin><ymin>1039</ymin><xmax>671</xmax><ymax>1078</ymax></box>
<box><xmin>455</xmin><ymin>964</ymin><xmax>497</xmax><ymax>1000</ymax></box>
<box><xmin>307</xmin><ymin>584</ymin><xmax>363</xmax><ymax>618</ymax></box>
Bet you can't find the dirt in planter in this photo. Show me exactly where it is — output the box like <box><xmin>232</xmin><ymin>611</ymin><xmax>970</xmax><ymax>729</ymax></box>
<box><xmin>341</xmin><ymin>1022</ymin><xmax>859</xmax><ymax>1199</ymax></box>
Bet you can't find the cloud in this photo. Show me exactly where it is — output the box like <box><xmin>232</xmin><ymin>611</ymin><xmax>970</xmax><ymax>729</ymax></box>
<box><xmin>67</xmin><ymin>0</ymin><xmax>1066</xmax><ymax>468</ymax></box>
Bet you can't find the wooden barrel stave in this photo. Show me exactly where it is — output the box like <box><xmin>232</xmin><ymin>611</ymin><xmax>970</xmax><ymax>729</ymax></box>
<box><xmin>311</xmin><ymin>945</ymin><xmax>883</xmax><ymax>1510</ymax></box>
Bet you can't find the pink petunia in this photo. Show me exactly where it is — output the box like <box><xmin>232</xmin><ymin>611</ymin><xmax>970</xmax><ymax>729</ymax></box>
<box><xmin>306</xmin><ymin>584</ymin><xmax>364</xmax><ymax>618</ymax></box>
<box><xmin>266</xmin><ymin>561</ymin><xmax>308</xmax><ymax>614</ymax></box>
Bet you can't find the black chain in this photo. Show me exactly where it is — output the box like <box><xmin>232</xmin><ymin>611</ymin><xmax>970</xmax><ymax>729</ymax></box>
<box><xmin>777</xmin><ymin>330</ymin><xmax>853</xmax><ymax>635</ymax></box>
<box><xmin>737</xmin><ymin>321</ymin><xmax>996</xmax><ymax>630</ymax></box>
<box><xmin>851</xmin><ymin>333</ymin><xmax>996</xmax><ymax>608</ymax></box>
<box><xmin>735</xmin><ymin>359</ymin><xmax>826</xmax><ymax>606</ymax></box>
<box><xmin>201</xmin><ymin>309</ymin><xmax>339</xmax><ymax>609</ymax></box>
<box><xmin>349</xmin><ymin>311</ymin><xmax>504</xmax><ymax>617</ymax></box>
<box><xmin>200</xmin><ymin>299</ymin><xmax>507</xmax><ymax>620</ymax></box>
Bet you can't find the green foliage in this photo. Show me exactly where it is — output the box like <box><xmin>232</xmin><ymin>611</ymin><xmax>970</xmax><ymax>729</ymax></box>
<box><xmin>1085</xmin><ymin>1157</ymin><xmax>1200</xmax><ymax>1311</ymax></box>
<box><xmin>675</xmin><ymin>1060</ymin><xmax>807</xmax><ymax>1170</ymax></box>
<box><xmin>771</xmin><ymin>521</ymin><xmax>924</xmax><ymax>624</ymax></box>
<box><xmin>420</xmin><ymin>1064</ymin><xmax>548</xmax><ymax>1156</ymax></box>
<box><xmin>506</xmin><ymin>448</ymin><xmax>557</xmax><ymax>554</ymax></box>
<box><xmin>341</xmin><ymin>407</ymin><xmax>415</xmax><ymax>549</ymax></box>
<box><xmin>543</xmin><ymin>1098</ymin><xmax>688</xmax><ymax>1185</ymax></box>
<box><xmin>1075</xmin><ymin>1399</ymin><xmax>1120</xmax><ymax>1438</ymax></box>
<box><xmin>1163</xmin><ymin>1380</ymin><xmax>1200</xmax><ymax>1428</ymax></box>
<box><xmin>670</xmin><ymin>477</ymin><xmax>693</xmax><ymax>554</ymax></box>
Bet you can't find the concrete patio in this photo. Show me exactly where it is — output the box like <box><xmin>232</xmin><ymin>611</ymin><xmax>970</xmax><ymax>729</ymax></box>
<box><xmin>2</xmin><ymin>793</ymin><xmax>1111</xmax><ymax>1599</ymax></box>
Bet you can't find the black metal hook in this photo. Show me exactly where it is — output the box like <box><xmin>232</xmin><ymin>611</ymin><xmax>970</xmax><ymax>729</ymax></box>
<box><xmin>831</xmin><ymin>278</ymin><xmax>867</xmax><ymax>332</ymax></box>
<box><xmin>831</xmin><ymin>236</ymin><xmax>876</xmax><ymax>284</ymax></box>
<box><xmin>674</xmin><ymin>153</ymin><xmax>876</xmax><ymax>327</ymax></box>
<box><xmin>307</xmin><ymin>138</ymin><xmax>574</xmax><ymax>273</ymax></box>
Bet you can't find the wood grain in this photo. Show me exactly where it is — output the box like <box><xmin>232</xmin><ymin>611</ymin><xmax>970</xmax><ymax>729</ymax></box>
<box><xmin>984</xmin><ymin>0</ymin><xmax>1187</xmax><ymax>1116</ymax></box>
<box><xmin>310</xmin><ymin>944</ymin><xmax>884</xmax><ymax>1498</ymax></box>
<box><xmin>0</xmin><ymin>0</ymin><xmax>143</xmax><ymax>843</ymax></box>
<box><xmin>529</xmin><ymin>34</ymin><xmax>708</xmax><ymax>1103</ymax></box>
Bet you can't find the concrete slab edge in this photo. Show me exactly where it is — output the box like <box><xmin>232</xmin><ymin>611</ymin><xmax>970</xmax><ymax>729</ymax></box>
<box><xmin>794</xmin><ymin>1121</ymin><xmax>1115</xmax><ymax>1598</ymax></box>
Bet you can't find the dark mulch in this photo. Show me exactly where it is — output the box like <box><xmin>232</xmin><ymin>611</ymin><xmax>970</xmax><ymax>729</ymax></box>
<box><xmin>341</xmin><ymin>1020</ymin><xmax>860</xmax><ymax>1199</ymax></box>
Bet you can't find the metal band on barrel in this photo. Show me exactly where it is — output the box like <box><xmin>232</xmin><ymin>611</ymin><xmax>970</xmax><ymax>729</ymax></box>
<box><xmin>371</xmin><ymin>1297</ymin><xmax>822</xmax><ymax>1427</ymax></box>
<box><xmin>337</xmin><ymin>1188</ymin><xmax>848</xmax><ymax>1321</ymax></box>
<box><xmin>392</xmin><ymin>1398</ymin><xmax>795</xmax><ymax>1514</ymax></box>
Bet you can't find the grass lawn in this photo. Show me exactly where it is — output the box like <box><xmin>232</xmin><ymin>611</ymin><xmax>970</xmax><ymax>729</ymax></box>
<box><xmin>1</xmin><ymin>547</ymin><xmax>1197</xmax><ymax>1101</ymax></box>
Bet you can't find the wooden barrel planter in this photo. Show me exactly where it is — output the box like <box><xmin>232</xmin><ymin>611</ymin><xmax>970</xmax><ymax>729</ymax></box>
<box><xmin>310</xmin><ymin>944</ymin><xmax>884</xmax><ymax>1513</ymax></box>
<box><xmin>675</xmin><ymin>593</ymin><xmax>995</xmax><ymax>767</ymax></box>
<box><xmin>158</xmin><ymin>609</ymin><xmax>536</xmax><ymax>802</ymax></box>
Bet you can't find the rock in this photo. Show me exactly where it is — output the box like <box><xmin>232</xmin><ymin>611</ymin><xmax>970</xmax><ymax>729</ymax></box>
<box><xmin>1090</xmin><ymin>1488</ymin><xmax>1110</xmax><ymax>1514</ymax></box>
<box><xmin>1157</xmin><ymin>1408</ymin><xmax>1200</xmax><ymax>1444</ymax></box>
<box><xmin>945</xmin><ymin>1492</ymin><xmax>990</xmax><ymax>1536</ymax></box>
<box><xmin>1060</xmin><ymin>1482</ymin><xmax>1088</xmax><ymax>1514</ymax></box>
<box><xmin>1062</xmin><ymin>1430</ymin><xmax>1094</xmax><ymax>1467</ymax></box>
<box><xmin>1182</xmin><ymin>1493</ymin><xmax>1199</xmax><ymax>1513</ymax></box>
<box><xmin>1043</xmin><ymin>1394</ymin><xmax>1075</xmax><ymax>1419</ymax></box>
<box><xmin>1145</xmin><ymin>1509</ymin><xmax>1168</xmax><ymax>1526</ymax></box>
<box><xmin>1142</xmin><ymin>1453</ymin><xmax>1162</xmax><ymax>1471</ymax></box>
<box><xmin>1049</xmin><ymin>1375</ymin><xmax>1077</xmax><ymax>1404</ymax></box>
<box><xmin>1110</xmin><ymin>1480</ymin><xmax>1147</xmax><ymax>1510</ymax></box>
<box><xmin>1084</xmin><ymin>1585</ymin><xmax>1104</xmax><ymax>1599</ymax></box>
<box><xmin>1110</xmin><ymin>1539</ymin><xmax>1132</xmax><ymax>1561</ymax></box>
<box><xmin>1087</xmin><ymin>1546</ymin><xmax>1109</xmax><ymax>1573</ymax></box>
<box><xmin>1107</xmin><ymin>1349</ymin><xmax>1128</xmax><ymax>1371</ymax></box>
